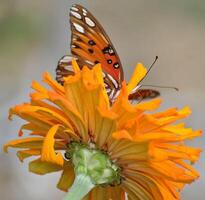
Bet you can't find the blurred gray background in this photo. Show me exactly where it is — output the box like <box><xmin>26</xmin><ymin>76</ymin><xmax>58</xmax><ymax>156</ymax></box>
<box><xmin>0</xmin><ymin>0</ymin><xmax>204</xmax><ymax>199</ymax></box>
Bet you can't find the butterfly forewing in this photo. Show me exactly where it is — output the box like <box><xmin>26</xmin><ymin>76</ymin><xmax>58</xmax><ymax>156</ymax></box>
<box><xmin>69</xmin><ymin>4</ymin><xmax>124</xmax><ymax>92</ymax></box>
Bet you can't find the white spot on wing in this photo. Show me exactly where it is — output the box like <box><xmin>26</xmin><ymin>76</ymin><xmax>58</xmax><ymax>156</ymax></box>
<box><xmin>104</xmin><ymin>82</ymin><xmax>109</xmax><ymax>88</ymax></box>
<box><xmin>85</xmin><ymin>60</ymin><xmax>94</xmax><ymax>65</ymax></box>
<box><xmin>106</xmin><ymin>88</ymin><xmax>111</xmax><ymax>93</ymax></box>
<box><xmin>64</xmin><ymin>65</ymin><xmax>74</xmax><ymax>71</ymax></box>
<box><xmin>73</xmin><ymin>22</ymin><xmax>85</xmax><ymax>33</ymax></box>
<box><xmin>82</xmin><ymin>8</ymin><xmax>87</xmax><ymax>13</ymax></box>
<box><xmin>71</xmin><ymin>11</ymin><xmax>82</xmax><ymax>19</ymax></box>
<box><xmin>82</xmin><ymin>8</ymin><xmax>87</xmax><ymax>16</ymax></box>
<box><xmin>113</xmin><ymin>90</ymin><xmax>120</xmax><ymax>100</ymax></box>
<box><xmin>109</xmin><ymin>89</ymin><xmax>115</xmax><ymax>99</ymax></box>
<box><xmin>102</xmin><ymin>72</ymin><xmax>106</xmax><ymax>78</ymax></box>
<box><xmin>56</xmin><ymin>74</ymin><xmax>63</xmax><ymax>77</ymax></box>
<box><xmin>85</xmin><ymin>17</ymin><xmax>95</xmax><ymax>27</ymax></box>
<box><xmin>60</xmin><ymin>56</ymin><xmax>72</xmax><ymax>63</ymax></box>
<box><xmin>107</xmin><ymin>74</ymin><xmax>119</xmax><ymax>89</ymax></box>
<box><xmin>71</xmin><ymin>6</ymin><xmax>79</xmax><ymax>12</ymax></box>
<box><xmin>109</xmin><ymin>48</ymin><xmax>114</xmax><ymax>54</ymax></box>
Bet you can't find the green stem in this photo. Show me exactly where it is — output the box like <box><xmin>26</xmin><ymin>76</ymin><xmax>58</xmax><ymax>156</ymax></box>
<box><xmin>63</xmin><ymin>174</ymin><xmax>95</xmax><ymax>200</ymax></box>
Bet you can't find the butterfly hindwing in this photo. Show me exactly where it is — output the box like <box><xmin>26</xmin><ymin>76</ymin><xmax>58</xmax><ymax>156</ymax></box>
<box><xmin>56</xmin><ymin>55</ymin><xmax>75</xmax><ymax>84</ymax></box>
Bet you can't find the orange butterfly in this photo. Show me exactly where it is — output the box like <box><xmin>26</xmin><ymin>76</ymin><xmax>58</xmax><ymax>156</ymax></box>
<box><xmin>56</xmin><ymin>4</ymin><xmax>159</xmax><ymax>102</ymax></box>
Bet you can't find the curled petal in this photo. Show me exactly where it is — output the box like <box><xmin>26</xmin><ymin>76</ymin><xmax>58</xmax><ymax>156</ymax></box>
<box><xmin>57</xmin><ymin>162</ymin><xmax>75</xmax><ymax>192</ymax></box>
<box><xmin>41</xmin><ymin>125</ymin><xmax>64</xmax><ymax>166</ymax></box>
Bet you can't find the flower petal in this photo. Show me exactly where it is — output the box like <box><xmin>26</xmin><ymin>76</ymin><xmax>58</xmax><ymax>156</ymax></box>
<box><xmin>17</xmin><ymin>149</ymin><xmax>41</xmax><ymax>162</ymax></box>
<box><xmin>29</xmin><ymin>158</ymin><xmax>63</xmax><ymax>175</ymax></box>
<box><xmin>4</xmin><ymin>138</ymin><xmax>43</xmax><ymax>152</ymax></box>
<box><xmin>41</xmin><ymin>125</ymin><xmax>64</xmax><ymax>166</ymax></box>
<box><xmin>112</xmin><ymin>130</ymin><xmax>132</xmax><ymax>140</ymax></box>
<box><xmin>127</xmin><ymin>63</ymin><xmax>147</xmax><ymax>94</ymax></box>
<box><xmin>57</xmin><ymin>162</ymin><xmax>75</xmax><ymax>192</ymax></box>
<box><xmin>43</xmin><ymin>72</ymin><xmax>65</xmax><ymax>95</ymax></box>
<box><xmin>135</xmin><ymin>99</ymin><xmax>161</xmax><ymax>111</ymax></box>
<box><xmin>123</xmin><ymin>177</ymin><xmax>154</xmax><ymax>200</ymax></box>
<box><xmin>84</xmin><ymin>186</ymin><xmax>125</xmax><ymax>200</ymax></box>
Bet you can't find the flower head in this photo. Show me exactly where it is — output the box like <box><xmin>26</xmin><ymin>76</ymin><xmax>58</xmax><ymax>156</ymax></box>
<box><xmin>4</xmin><ymin>60</ymin><xmax>202</xmax><ymax>200</ymax></box>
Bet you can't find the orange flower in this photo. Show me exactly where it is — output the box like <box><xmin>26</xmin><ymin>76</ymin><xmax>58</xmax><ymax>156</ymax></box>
<box><xmin>4</xmin><ymin>60</ymin><xmax>202</xmax><ymax>200</ymax></box>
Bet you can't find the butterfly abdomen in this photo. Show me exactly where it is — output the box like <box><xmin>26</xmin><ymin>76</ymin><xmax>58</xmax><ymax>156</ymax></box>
<box><xmin>128</xmin><ymin>89</ymin><xmax>160</xmax><ymax>101</ymax></box>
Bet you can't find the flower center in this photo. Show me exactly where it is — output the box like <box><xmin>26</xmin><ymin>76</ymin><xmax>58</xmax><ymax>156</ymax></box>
<box><xmin>65</xmin><ymin>142</ymin><xmax>121</xmax><ymax>186</ymax></box>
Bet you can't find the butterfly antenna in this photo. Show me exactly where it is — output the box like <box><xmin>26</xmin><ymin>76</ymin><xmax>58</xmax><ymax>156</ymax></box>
<box><xmin>147</xmin><ymin>56</ymin><xmax>158</xmax><ymax>75</ymax></box>
<box><xmin>138</xmin><ymin>56</ymin><xmax>158</xmax><ymax>84</ymax></box>
<box><xmin>141</xmin><ymin>84</ymin><xmax>179</xmax><ymax>91</ymax></box>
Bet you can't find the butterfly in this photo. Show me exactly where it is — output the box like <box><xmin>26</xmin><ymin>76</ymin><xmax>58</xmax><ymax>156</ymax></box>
<box><xmin>56</xmin><ymin>4</ymin><xmax>159</xmax><ymax>102</ymax></box>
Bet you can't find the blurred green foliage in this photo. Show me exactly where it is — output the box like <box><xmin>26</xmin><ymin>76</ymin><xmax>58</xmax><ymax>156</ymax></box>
<box><xmin>0</xmin><ymin>14</ymin><xmax>37</xmax><ymax>42</ymax></box>
<box><xmin>0</xmin><ymin>13</ymin><xmax>40</xmax><ymax>59</ymax></box>
<box><xmin>0</xmin><ymin>2</ymin><xmax>46</xmax><ymax>104</ymax></box>
<box><xmin>162</xmin><ymin>0</ymin><xmax>205</xmax><ymax>22</ymax></box>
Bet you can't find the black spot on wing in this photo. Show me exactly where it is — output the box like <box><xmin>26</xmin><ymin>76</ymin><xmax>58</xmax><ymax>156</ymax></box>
<box><xmin>102</xmin><ymin>46</ymin><xmax>109</xmax><ymax>54</ymax></box>
<box><xmin>88</xmin><ymin>40</ymin><xmax>96</xmax><ymax>46</ymax></box>
<box><xmin>102</xmin><ymin>45</ymin><xmax>115</xmax><ymax>56</ymax></box>
<box><xmin>107</xmin><ymin>59</ymin><xmax>112</xmax><ymax>64</ymax></box>
<box><xmin>88</xmin><ymin>49</ymin><xmax>94</xmax><ymax>54</ymax></box>
<box><xmin>113</xmin><ymin>62</ymin><xmax>120</xmax><ymax>69</ymax></box>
